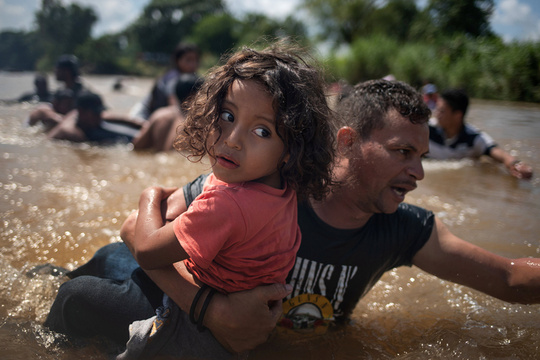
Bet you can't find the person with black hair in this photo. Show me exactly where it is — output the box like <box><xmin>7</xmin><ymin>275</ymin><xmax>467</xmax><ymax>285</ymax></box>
<box><xmin>54</xmin><ymin>54</ymin><xmax>84</xmax><ymax>98</ymax></box>
<box><xmin>27</xmin><ymin>55</ymin><xmax>87</xmax><ymax>130</ymax></box>
<box><xmin>47</xmin><ymin>91</ymin><xmax>138</xmax><ymax>144</ymax></box>
<box><xmin>131</xmin><ymin>73</ymin><xmax>203</xmax><ymax>152</ymax></box>
<box><xmin>428</xmin><ymin>88</ymin><xmax>533</xmax><ymax>179</ymax></box>
<box><xmin>17</xmin><ymin>73</ymin><xmax>52</xmax><ymax>103</ymax></box>
<box><xmin>129</xmin><ymin>43</ymin><xmax>201</xmax><ymax>122</ymax></box>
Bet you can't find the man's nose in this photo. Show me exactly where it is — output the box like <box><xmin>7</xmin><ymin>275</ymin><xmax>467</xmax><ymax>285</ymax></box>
<box><xmin>409</xmin><ymin>158</ymin><xmax>425</xmax><ymax>181</ymax></box>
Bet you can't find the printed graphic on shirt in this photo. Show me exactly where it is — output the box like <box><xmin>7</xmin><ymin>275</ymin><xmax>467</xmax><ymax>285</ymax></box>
<box><xmin>277</xmin><ymin>293</ymin><xmax>333</xmax><ymax>334</ymax></box>
<box><xmin>278</xmin><ymin>256</ymin><xmax>359</xmax><ymax>333</ymax></box>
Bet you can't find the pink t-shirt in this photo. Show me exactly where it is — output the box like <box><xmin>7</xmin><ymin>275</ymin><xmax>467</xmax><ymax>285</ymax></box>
<box><xmin>173</xmin><ymin>173</ymin><xmax>301</xmax><ymax>293</ymax></box>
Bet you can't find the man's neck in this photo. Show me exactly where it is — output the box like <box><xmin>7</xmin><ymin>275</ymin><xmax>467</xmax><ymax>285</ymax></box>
<box><xmin>309</xmin><ymin>191</ymin><xmax>373</xmax><ymax>230</ymax></box>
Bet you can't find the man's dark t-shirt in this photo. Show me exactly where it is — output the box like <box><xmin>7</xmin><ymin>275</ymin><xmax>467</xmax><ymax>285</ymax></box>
<box><xmin>183</xmin><ymin>174</ymin><xmax>435</xmax><ymax>326</ymax></box>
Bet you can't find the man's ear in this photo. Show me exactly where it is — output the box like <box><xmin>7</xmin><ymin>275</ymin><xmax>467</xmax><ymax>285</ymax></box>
<box><xmin>337</xmin><ymin>126</ymin><xmax>357</xmax><ymax>154</ymax></box>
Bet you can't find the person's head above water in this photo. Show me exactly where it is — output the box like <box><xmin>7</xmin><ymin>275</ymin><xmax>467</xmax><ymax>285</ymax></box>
<box><xmin>55</xmin><ymin>54</ymin><xmax>80</xmax><ymax>80</ymax></box>
<box><xmin>175</xmin><ymin>40</ymin><xmax>335</xmax><ymax>201</ymax></box>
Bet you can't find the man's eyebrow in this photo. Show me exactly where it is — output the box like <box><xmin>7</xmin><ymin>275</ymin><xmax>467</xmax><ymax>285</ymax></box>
<box><xmin>400</xmin><ymin>142</ymin><xmax>429</xmax><ymax>155</ymax></box>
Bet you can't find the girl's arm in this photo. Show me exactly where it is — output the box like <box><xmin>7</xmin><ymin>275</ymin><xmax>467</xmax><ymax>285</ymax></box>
<box><xmin>128</xmin><ymin>186</ymin><xmax>189</xmax><ymax>269</ymax></box>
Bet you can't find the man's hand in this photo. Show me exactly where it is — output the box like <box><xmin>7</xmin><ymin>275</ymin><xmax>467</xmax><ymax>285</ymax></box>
<box><xmin>204</xmin><ymin>284</ymin><xmax>293</xmax><ymax>353</ymax></box>
<box><xmin>508</xmin><ymin>161</ymin><xmax>533</xmax><ymax>180</ymax></box>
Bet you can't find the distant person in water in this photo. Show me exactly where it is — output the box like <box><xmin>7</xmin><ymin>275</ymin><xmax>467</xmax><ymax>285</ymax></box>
<box><xmin>54</xmin><ymin>54</ymin><xmax>85</xmax><ymax>98</ymax></box>
<box><xmin>427</xmin><ymin>88</ymin><xmax>533</xmax><ymax>179</ymax></box>
<box><xmin>17</xmin><ymin>74</ymin><xmax>52</xmax><ymax>103</ymax></box>
<box><xmin>129</xmin><ymin>43</ymin><xmax>201</xmax><ymax>122</ymax></box>
<box><xmin>421</xmin><ymin>82</ymin><xmax>438</xmax><ymax>111</ymax></box>
<box><xmin>131</xmin><ymin>73</ymin><xmax>203</xmax><ymax>152</ymax></box>
<box><xmin>26</xmin><ymin>89</ymin><xmax>75</xmax><ymax>131</ymax></box>
<box><xmin>27</xmin><ymin>55</ymin><xmax>87</xmax><ymax>130</ymax></box>
<box><xmin>47</xmin><ymin>91</ymin><xmax>138</xmax><ymax>144</ymax></box>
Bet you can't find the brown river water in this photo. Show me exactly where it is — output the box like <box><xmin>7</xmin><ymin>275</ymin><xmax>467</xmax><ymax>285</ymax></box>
<box><xmin>1</xmin><ymin>72</ymin><xmax>539</xmax><ymax>359</ymax></box>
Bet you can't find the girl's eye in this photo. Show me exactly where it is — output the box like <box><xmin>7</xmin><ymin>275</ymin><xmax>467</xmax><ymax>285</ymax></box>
<box><xmin>220</xmin><ymin>111</ymin><xmax>234</xmax><ymax>123</ymax></box>
<box><xmin>254</xmin><ymin>128</ymin><xmax>271</xmax><ymax>138</ymax></box>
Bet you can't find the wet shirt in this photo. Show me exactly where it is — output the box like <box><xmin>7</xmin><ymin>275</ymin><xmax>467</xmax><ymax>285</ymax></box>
<box><xmin>177</xmin><ymin>173</ymin><xmax>301</xmax><ymax>294</ymax></box>
<box><xmin>428</xmin><ymin>118</ymin><xmax>497</xmax><ymax>159</ymax></box>
<box><xmin>183</xmin><ymin>174</ymin><xmax>435</xmax><ymax>325</ymax></box>
<box><xmin>83</xmin><ymin>121</ymin><xmax>136</xmax><ymax>144</ymax></box>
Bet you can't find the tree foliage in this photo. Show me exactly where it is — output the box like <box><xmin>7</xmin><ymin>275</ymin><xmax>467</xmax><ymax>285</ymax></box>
<box><xmin>35</xmin><ymin>0</ymin><xmax>97</xmax><ymax>65</ymax></box>
<box><xmin>426</xmin><ymin>0</ymin><xmax>495</xmax><ymax>37</ymax></box>
<box><xmin>0</xmin><ymin>0</ymin><xmax>537</xmax><ymax>101</ymax></box>
<box><xmin>0</xmin><ymin>31</ymin><xmax>43</xmax><ymax>71</ymax></box>
<box><xmin>301</xmin><ymin>0</ymin><xmax>495</xmax><ymax>46</ymax></box>
<box><xmin>301</xmin><ymin>0</ymin><xmax>377</xmax><ymax>45</ymax></box>
<box><xmin>128</xmin><ymin>0</ymin><xmax>226</xmax><ymax>54</ymax></box>
<box><xmin>187</xmin><ymin>13</ymin><xmax>240</xmax><ymax>58</ymax></box>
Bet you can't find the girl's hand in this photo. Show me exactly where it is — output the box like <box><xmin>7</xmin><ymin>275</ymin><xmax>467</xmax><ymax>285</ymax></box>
<box><xmin>164</xmin><ymin>187</ymin><xmax>187</xmax><ymax>221</ymax></box>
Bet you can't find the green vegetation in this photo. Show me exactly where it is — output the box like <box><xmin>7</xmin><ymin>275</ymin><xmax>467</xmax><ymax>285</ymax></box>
<box><xmin>1</xmin><ymin>0</ymin><xmax>538</xmax><ymax>102</ymax></box>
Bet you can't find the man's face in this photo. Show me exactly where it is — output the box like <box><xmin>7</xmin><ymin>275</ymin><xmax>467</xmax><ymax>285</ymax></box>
<box><xmin>434</xmin><ymin>98</ymin><xmax>461</xmax><ymax>130</ymax></box>
<box><xmin>55</xmin><ymin>67</ymin><xmax>68</xmax><ymax>82</ymax></box>
<box><xmin>346</xmin><ymin>110</ymin><xmax>429</xmax><ymax>215</ymax></box>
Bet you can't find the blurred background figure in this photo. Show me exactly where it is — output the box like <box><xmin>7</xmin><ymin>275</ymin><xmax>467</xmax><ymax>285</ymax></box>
<box><xmin>422</xmin><ymin>81</ymin><xmax>438</xmax><ymax>110</ymax></box>
<box><xmin>132</xmin><ymin>73</ymin><xmax>203</xmax><ymax>152</ymax></box>
<box><xmin>48</xmin><ymin>91</ymin><xmax>137</xmax><ymax>144</ymax></box>
<box><xmin>26</xmin><ymin>88</ymin><xmax>75</xmax><ymax>131</ymax></box>
<box><xmin>129</xmin><ymin>43</ymin><xmax>200</xmax><ymax>122</ymax></box>
<box><xmin>17</xmin><ymin>73</ymin><xmax>52</xmax><ymax>103</ymax></box>
<box><xmin>26</xmin><ymin>54</ymin><xmax>87</xmax><ymax>129</ymax></box>
<box><xmin>54</xmin><ymin>54</ymin><xmax>85</xmax><ymax>98</ymax></box>
<box><xmin>427</xmin><ymin>88</ymin><xmax>533</xmax><ymax>179</ymax></box>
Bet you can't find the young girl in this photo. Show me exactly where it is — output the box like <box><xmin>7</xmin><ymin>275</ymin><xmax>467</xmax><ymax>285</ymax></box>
<box><xmin>118</xmin><ymin>42</ymin><xmax>335</xmax><ymax>358</ymax></box>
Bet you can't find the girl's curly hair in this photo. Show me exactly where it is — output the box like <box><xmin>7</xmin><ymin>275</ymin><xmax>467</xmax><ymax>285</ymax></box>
<box><xmin>174</xmin><ymin>40</ymin><xmax>335</xmax><ymax>201</ymax></box>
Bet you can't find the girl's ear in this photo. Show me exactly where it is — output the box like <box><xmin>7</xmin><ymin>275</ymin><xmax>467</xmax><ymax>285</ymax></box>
<box><xmin>282</xmin><ymin>153</ymin><xmax>290</xmax><ymax>165</ymax></box>
<box><xmin>336</xmin><ymin>126</ymin><xmax>357</xmax><ymax>154</ymax></box>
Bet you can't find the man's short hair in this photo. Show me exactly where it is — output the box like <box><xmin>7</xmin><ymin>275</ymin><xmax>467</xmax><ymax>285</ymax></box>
<box><xmin>335</xmin><ymin>79</ymin><xmax>431</xmax><ymax>139</ymax></box>
<box><xmin>56</xmin><ymin>55</ymin><xmax>80</xmax><ymax>77</ymax></box>
<box><xmin>77</xmin><ymin>91</ymin><xmax>105</xmax><ymax>114</ymax></box>
<box><xmin>440</xmin><ymin>88</ymin><xmax>469</xmax><ymax>116</ymax></box>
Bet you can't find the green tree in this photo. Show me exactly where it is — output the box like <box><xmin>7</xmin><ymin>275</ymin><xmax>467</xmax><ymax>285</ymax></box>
<box><xmin>368</xmin><ymin>0</ymin><xmax>419</xmax><ymax>42</ymax></box>
<box><xmin>0</xmin><ymin>31</ymin><xmax>43</xmax><ymax>71</ymax></box>
<box><xmin>129</xmin><ymin>0</ymin><xmax>225</xmax><ymax>55</ymax></box>
<box><xmin>426</xmin><ymin>0</ymin><xmax>495</xmax><ymax>37</ymax></box>
<box><xmin>75</xmin><ymin>34</ymin><xmax>127</xmax><ymax>74</ymax></box>
<box><xmin>235</xmin><ymin>13</ymin><xmax>308</xmax><ymax>47</ymax></box>
<box><xmin>188</xmin><ymin>13</ymin><xmax>240</xmax><ymax>58</ymax></box>
<box><xmin>35</xmin><ymin>0</ymin><xmax>97</xmax><ymax>66</ymax></box>
<box><xmin>301</xmin><ymin>0</ymin><xmax>377</xmax><ymax>46</ymax></box>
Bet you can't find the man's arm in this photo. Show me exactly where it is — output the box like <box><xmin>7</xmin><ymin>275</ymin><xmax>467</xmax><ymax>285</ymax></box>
<box><xmin>47</xmin><ymin>112</ymin><xmax>86</xmax><ymax>142</ymax></box>
<box><xmin>413</xmin><ymin>217</ymin><xmax>540</xmax><ymax>304</ymax></box>
<box><xmin>143</xmin><ymin>262</ymin><xmax>291</xmax><ymax>353</ymax></box>
<box><xmin>488</xmin><ymin>146</ymin><xmax>533</xmax><ymax>179</ymax></box>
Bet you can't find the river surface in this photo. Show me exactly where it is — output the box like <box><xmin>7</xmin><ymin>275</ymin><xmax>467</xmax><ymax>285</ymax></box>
<box><xmin>1</xmin><ymin>72</ymin><xmax>539</xmax><ymax>359</ymax></box>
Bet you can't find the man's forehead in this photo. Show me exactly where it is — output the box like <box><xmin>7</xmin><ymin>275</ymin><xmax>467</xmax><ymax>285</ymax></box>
<box><xmin>378</xmin><ymin>111</ymin><xmax>429</xmax><ymax>145</ymax></box>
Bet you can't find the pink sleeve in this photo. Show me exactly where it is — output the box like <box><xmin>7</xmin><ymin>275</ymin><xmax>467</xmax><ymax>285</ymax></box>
<box><xmin>173</xmin><ymin>189</ymin><xmax>245</xmax><ymax>269</ymax></box>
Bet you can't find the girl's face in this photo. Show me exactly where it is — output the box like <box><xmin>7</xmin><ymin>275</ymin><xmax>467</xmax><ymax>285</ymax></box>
<box><xmin>208</xmin><ymin>79</ymin><xmax>288</xmax><ymax>189</ymax></box>
<box><xmin>176</xmin><ymin>51</ymin><xmax>200</xmax><ymax>73</ymax></box>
